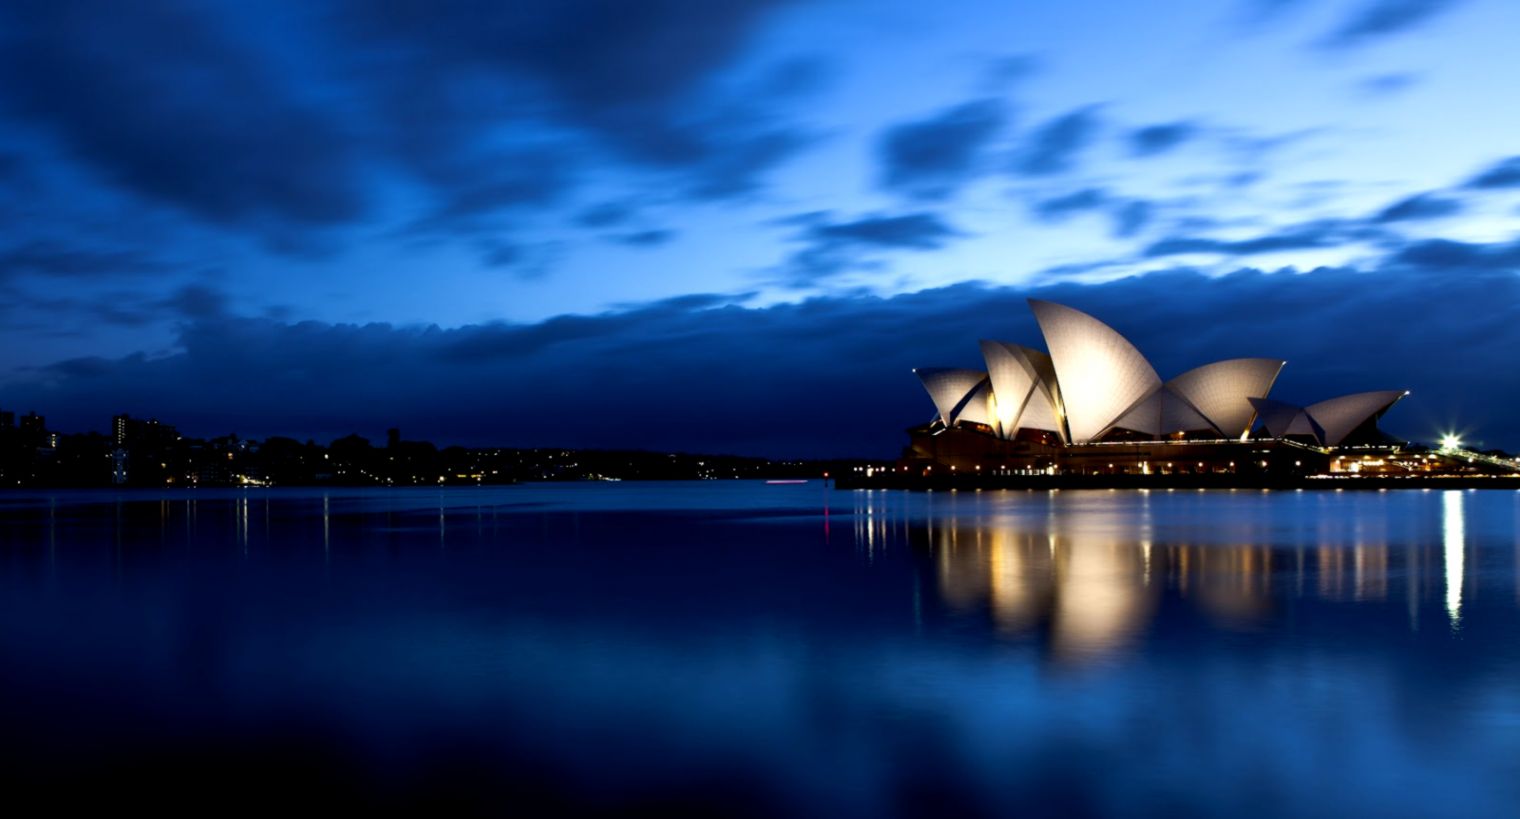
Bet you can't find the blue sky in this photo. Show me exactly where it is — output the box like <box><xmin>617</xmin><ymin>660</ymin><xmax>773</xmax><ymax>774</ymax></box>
<box><xmin>2</xmin><ymin>0</ymin><xmax>1519</xmax><ymax>454</ymax></box>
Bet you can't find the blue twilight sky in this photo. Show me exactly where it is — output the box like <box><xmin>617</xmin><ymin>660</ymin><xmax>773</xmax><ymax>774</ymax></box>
<box><xmin>2</xmin><ymin>0</ymin><xmax>1520</xmax><ymax>455</ymax></box>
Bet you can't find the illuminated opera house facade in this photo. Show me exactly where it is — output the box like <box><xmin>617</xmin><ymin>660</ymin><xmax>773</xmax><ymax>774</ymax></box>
<box><xmin>906</xmin><ymin>299</ymin><xmax>1409</xmax><ymax>476</ymax></box>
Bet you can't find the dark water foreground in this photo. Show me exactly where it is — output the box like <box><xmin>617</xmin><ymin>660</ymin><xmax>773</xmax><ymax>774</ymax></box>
<box><xmin>2</xmin><ymin>484</ymin><xmax>1519</xmax><ymax>816</ymax></box>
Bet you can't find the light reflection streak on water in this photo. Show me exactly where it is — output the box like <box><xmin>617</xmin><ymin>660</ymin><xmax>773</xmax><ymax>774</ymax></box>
<box><xmin>1444</xmin><ymin>490</ymin><xmax>1465</xmax><ymax>629</ymax></box>
<box><xmin>234</xmin><ymin>495</ymin><xmax>250</xmax><ymax>555</ymax></box>
<box><xmin>866</xmin><ymin>495</ymin><xmax>874</xmax><ymax>557</ymax></box>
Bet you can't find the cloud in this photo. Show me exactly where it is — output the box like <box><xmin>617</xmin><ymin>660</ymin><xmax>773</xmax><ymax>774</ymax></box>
<box><xmin>0</xmin><ymin>0</ymin><xmax>817</xmax><ymax>259</ymax></box>
<box><xmin>876</xmin><ymin>99</ymin><xmax>1007</xmax><ymax>199</ymax></box>
<box><xmin>1032</xmin><ymin>188</ymin><xmax>1109</xmax><ymax>220</ymax></box>
<box><xmin>1322</xmin><ymin>0</ymin><xmax>1466</xmax><ymax>49</ymax></box>
<box><xmin>1140</xmin><ymin>178</ymin><xmax>1483</xmax><ymax>255</ymax></box>
<box><xmin>476</xmin><ymin>240</ymin><xmax>564</xmax><ymax>280</ymax></box>
<box><xmin>13</xmin><ymin>252</ymin><xmax>1520</xmax><ymax>455</ymax></box>
<box><xmin>1127</xmin><ymin>122</ymin><xmax>1198</xmax><ymax>157</ymax></box>
<box><xmin>403</xmin><ymin>150</ymin><xmax>581</xmax><ymax>234</ymax></box>
<box><xmin>106</xmin><ymin>283</ymin><xmax>231</xmax><ymax>326</ymax></box>
<box><xmin>1142</xmin><ymin>220</ymin><xmax>1378</xmax><ymax>257</ymax></box>
<box><xmin>1373</xmin><ymin>192</ymin><xmax>1462</xmax><ymax>222</ymax></box>
<box><xmin>1112</xmin><ymin>200</ymin><xmax>1155</xmax><ymax>238</ymax></box>
<box><xmin>0</xmin><ymin>1</ymin><xmax>363</xmax><ymax>235</ymax></box>
<box><xmin>341</xmin><ymin>0</ymin><xmax>787</xmax><ymax>136</ymax></box>
<box><xmin>0</xmin><ymin>279</ymin><xmax>229</xmax><ymax>331</ymax></box>
<box><xmin>1239</xmin><ymin>0</ymin><xmax>1308</xmax><ymax>24</ymax></box>
<box><xmin>1031</xmin><ymin>189</ymin><xmax>1157</xmax><ymax>239</ymax></box>
<box><xmin>1012</xmin><ymin>106</ymin><xmax>1103</xmax><ymax>176</ymax></box>
<box><xmin>749</xmin><ymin>55</ymin><xmax>832</xmax><ymax>100</ymax></box>
<box><xmin>577</xmin><ymin>204</ymin><xmax>678</xmax><ymax>248</ymax></box>
<box><xmin>681</xmin><ymin>124</ymin><xmax>815</xmax><ymax>200</ymax></box>
<box><xmin>1465</xmin><ymin>156</ymin><xmax>1520</xmax><ymax>189</ymax></box>
<box><xmin>1221</xmin><ymin>127</ymin><xmax>1329</xmax><ymax>168</ymax></box>
<box><xmin>161</xmin><ymin>284</ymin><xmax>229</xmax><ymax>321</ymax></box>
<box><xmin>0</xmin><ymin>241</ymin><xmax>165</xmax><ymax>282</ymax></box>
<box><xmin>1388</xmin><ymin>237</ymin><xmax>1520</xmax><ymax>271</ymax></box>
<box><xmin>770</xmin><ymin>211</ymin><xmax>964</xmax><ymax>286</ymax></box>
<box><xmin>611</xmin><ymin>229</ymin><xmax>678</xmax><ymax>247</ymax></box>
<box><xmin>339</xmin><ymin>0</ymin><xmax>813</xmax><ymax>211</ymax></box>
<box><xmin>807</xmin><ymin>213</ymin><xmax>959</xmax><ymax>249</ymax></box>
<box><xmin>576</xmin><ymin>202</ymin><xmax>640</xmax><ymax>229</ymax></box>
<box><xmin>980</xmin><ymin>54</ymin><xmax>1041</xmax><ymax>90</ymax></box>
<box><xmin>1356</xmin><ymin>72</ymin><xmax>1422</xmax><ymax>97</ymax></box>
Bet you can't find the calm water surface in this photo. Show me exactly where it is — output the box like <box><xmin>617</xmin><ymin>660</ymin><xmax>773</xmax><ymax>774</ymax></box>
<box><xmin>3</xmin><ymin>483</ymin><xmax>1519</xmax><ymax>816</ymax></box>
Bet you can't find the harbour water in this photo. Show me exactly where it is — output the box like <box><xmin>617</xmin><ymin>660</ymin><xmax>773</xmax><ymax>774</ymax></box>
<box><xmin>2</xmin><ymin>484</ymin><xmax>1518</xmax><ymax>815</ymax></box>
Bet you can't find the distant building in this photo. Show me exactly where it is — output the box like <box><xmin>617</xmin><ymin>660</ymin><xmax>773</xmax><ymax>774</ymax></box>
<box><xmin>109</xmin><ymin>413</ymin><xmax>181</xmax><ymax>485</ymax></box>
<box><xmin>18</xmin><ymin>412</ymin><xmax>46</xmax><ymax>448</ymax></box>
<box><xmin>113</xmin><ymin>414</ymin><xmax>177</xmax><ymax>449</ymax></box>
<box><xmin>905</xmin><ymin>299</ymin><xmax>1410</xmax><ymax>475</ymax></box>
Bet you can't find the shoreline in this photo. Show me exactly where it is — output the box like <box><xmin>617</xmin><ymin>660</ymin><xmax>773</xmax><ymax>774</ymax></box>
<box><xmin>833</xmin><ymin>473</ymin><xmax>1520</xmax><ymax>491</ymax></box>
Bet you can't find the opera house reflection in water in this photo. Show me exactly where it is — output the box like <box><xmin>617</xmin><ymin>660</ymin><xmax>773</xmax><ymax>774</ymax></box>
<box><xmin>852</xmin><ymin>487</ymin><xmax>1489</xmax><ymax>663</ymax></box>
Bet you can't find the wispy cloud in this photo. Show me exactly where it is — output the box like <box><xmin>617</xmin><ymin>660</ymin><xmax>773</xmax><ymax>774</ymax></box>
<box><xmin>1012</xmin><ymin>106</ymin><xmax>1103</xmax><ymax>176</ymax></box>
<box><xmin>1465</xmin><ymin>156</ymin><xmax>1520</xmax><ymax>189</ymax></box>
<box><xmin>1321</xmin><ymin>0</ymin><xmax>1466</xmax><ymax>49</ymax></box>
<box><xmin>775</xmin><ymin>211</ymin><xmax>963</xmax><ymax>286</ymax></box>
<box><xmin>877</xmin><ymin>99</ymin><xmax>1007</xmax><ymax>200</ymax></box>
<box><xmin>1126</xmin><ymin>121</ymin><xmax>1199</xmax><ymax>158</ymax></box>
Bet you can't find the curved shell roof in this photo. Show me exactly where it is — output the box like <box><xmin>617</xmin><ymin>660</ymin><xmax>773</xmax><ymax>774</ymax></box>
<box><xmin>1247</xmin><ymin>397</ymin><xmax>1307</xmax><ymax>439</ymax></box>
<box><xmin>979</xmin><ymin>341</ymin><xmax>1065</xmax><ymax>440</ymax></box>
<box><xmin>1305</xmin><ymin>390</ymin><xmax>1407</xmax><ymax>445</ymax></box>
<box><xmin>914</xmin><ymin>368</ymin><xmax>989</xmax><ymax>427</ymax></box>
<box><xmin>955</xmin><ymin>378</ymin><xmax>996</xmax><ymax>428</ymax></box>
<box><xmin>1249</xmin><ymin>391</ymin><xmax>1405</xmax><ymax>445</ymax></box>
<box><xmin>1110</xmin><ymin>389</ymin><xmax>1213</xmax><ymax>437</ymax></box>
<box><xmin>980</xmin><ymin>340</ymin><xmax>1038</xmax><ymax>438</ymax></box>
<box><xmin>1029</xmin><ymin>299</ymin><xmax>1160</xmax><ymax>443</ymax></box>
<box><xmin>1012</xmin><ymin>345</ymin><xmax>1065</xmax><ymax>437</ymax></box>
<box><xmin>1167</xmin><ymin>358</ymin><xmax>1285</xmax><ymax>439</ymax></box>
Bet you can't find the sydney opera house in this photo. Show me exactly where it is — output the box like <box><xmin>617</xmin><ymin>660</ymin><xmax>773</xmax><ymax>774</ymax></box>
<box><xmin>905</xmin><ymin>299</ymin><xmax>1409</xmax><ymax>476</ymax></box>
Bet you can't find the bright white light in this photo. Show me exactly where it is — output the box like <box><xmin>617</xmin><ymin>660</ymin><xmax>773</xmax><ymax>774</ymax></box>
<box><xmin>1440</xmin><ymin>434</ymin><xmax>1462</xmax><ymax>452</ymax></box>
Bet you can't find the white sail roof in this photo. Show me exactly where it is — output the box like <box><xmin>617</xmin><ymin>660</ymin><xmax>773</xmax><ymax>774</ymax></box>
<box><xmin>979</xmin><ymin>341</ymin><xmax>1065</xmax><ymax>439</ymax></box>
<box><xmin>1305</xmin><ymin>391</ymin><xmax>1407</xmax><ymax>445</ymax></box>
<box><xmin>1029</xmin><ymin>299</ymin><xmax>1160</xmax><ymax>443</ymax></box>
<box><xmin>1250</xmin><ymin>392</ymin><xmax>1405</xmax><ymax>445</ymax></box>
<box><xmin>955</xmin><ymin>377</ymin><xmax>996</xmax><ymax>427</ymax></box>
<box><xmin>1247</xmin><ymin>397</ymin><xmax>1303</xmax><ymax>439</ymax></box>
<box><xmin>980</xmin><ymin>340</ymin><xmax>1038</xmax><ymax>439</ymax></box>
<box><xmin>1108</xmin><ymin>391</ymin><xmax>1162</xmax><ymax>437</ymax></box>
<box><xmin>1167</xmin><ymin>358</ymin><xmax>1285</xmax><ymax>439</ymax></box>
<box><xmin>1014</xmin><ymin>345</ymin><xmax>1065</xmax><ymax>438</ymax></box>
<box><xmin>1109</xmin><ymin>389</ymin><xmax>1215</xmax><ymax>437</ymax></box>
<box><xmin>914</xmin><ymin>368</ymin><xmax>990</xmax><ymax>427</ymax></box>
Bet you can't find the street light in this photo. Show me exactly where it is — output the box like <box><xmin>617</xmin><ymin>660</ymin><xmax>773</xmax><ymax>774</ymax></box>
<box><xmin>1440</xmin><ymin>434</ymin><xmax>1462</xmax><ymax>452</ymax></box>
